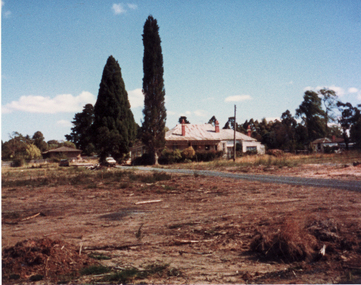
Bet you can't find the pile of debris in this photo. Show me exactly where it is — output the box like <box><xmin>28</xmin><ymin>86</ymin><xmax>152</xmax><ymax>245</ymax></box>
<box><xmin>250</xmin><ymin>217</ymin><xmax>361</xmax><ymax>265</ymax></box>
<box><xmin>2</xmin><ymin>238</ymin><xmax>96</xmax><ymax>283</ymax></box>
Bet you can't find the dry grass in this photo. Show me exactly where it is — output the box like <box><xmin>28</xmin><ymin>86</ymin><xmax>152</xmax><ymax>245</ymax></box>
<box><xmin>164</xmin><ymin>150</ymin><xmax>361</xmax><ymax>171</ymax></box>
<box><xmin>250</xmin><ymin>217</ymin><xmax>318</xmax><ymax>262</ymax></box>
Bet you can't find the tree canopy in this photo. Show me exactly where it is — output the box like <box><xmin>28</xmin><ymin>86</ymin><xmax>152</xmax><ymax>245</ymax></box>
<box><xmin>296</xmin><ymin>90</ymin><xmax>326</xmax><ymax>142</ymax></box>
<box><xmin>141</xmin><ymin>15</ymin><xmax>167</xmax><ymax>164</ymax></box>
<box><xmin>92</xmin><ymin>56</ymin><xmax>137</xmax><ymax>162</ymax></box>
<box><xmin>65</xmin><ymin>104</ymin><xmax>95</xmax><ymax>156</ymax></box>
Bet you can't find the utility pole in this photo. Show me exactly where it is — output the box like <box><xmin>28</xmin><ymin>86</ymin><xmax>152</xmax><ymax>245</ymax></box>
<box><xmin>233</xmin><ymin>105</ymin><xmax>236</xmax><ymax>162</ymax></box>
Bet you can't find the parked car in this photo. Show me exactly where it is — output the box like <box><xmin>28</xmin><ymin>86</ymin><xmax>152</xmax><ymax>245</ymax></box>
<box><xmin>102</xmin><ymin>157</ymin><xmax>116</xmax><ymax>167</ymax></box>
<box><xmin>59</xmin><ymin>159</ymin><xmax>69</xmax><ymax>167</ymax></box>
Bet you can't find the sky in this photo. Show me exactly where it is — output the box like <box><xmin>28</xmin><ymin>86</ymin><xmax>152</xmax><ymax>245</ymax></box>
<box><xmin>2</xmin><ymin>0</ymin><xmax>361</xmax><ymax>142</ymax></box>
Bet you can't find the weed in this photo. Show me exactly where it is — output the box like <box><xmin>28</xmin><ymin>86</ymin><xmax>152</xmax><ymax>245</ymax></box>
<box><xmin>80</xmin><ymin>265</ymin><xmax>111</xmax><ymax>276</ymax></box>
<box><xmin>88</xmin><ymin>253</ymin><xmax>111</xmax><ymax>260</ymax></box>
<box><xmin>101</xmin><ymin>267</ymin><xmax>139</xmax><ymax>283</ymax></box>
<box><xmin>163</xmin><ymin>185</ymin><xmax>176</xmax><ymax>191</ymax></box>
<box><xmin>100</xmin><ymin>262</ymin><xmax>171</xmax><ymax>283</ymax></box>
<box><xmin>152</xmin><ymin>172</ymin><xmax>172</xmax><ymax>181</ymax></box>
<box><xmin>135</xmin><ymin>223</ymin><xmax>144</xmax><ymax>240</ymax></box>
<box><xmin>120</xmin><ymin>182</ymin><xmax>129</xmax><ymax>189</ymax></box>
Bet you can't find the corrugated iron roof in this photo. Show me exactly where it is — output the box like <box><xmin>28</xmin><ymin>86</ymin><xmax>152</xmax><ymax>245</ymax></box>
<box><xmin>43</xmin><ymin>146</ymin><xmax>82</xmax><ymax>154</ymax></box>
<box><xmin>311</xmin><ymin>138</ymin><xmax>332</xmax><ymax>144</ymax></box>
<box><xmin>165</xmin><ymin>124</ymin><xmax>257</xmax><ymax>142</ymax></box>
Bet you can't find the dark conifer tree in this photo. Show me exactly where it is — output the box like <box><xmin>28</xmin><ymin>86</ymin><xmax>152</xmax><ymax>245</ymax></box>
<box><xmin>141</xmin><ymin>15</ymin><xmax>166</xmax><ymax>164</ymax></box>
<box><xmin>92</xmin><ymin>56</ymin><xmax>136</xmax><ymax>162</ymax></box>
<box><xmin>65</xmin><ymin>104</ymin><xmax>95</xmax><ymax>155</ymax></box>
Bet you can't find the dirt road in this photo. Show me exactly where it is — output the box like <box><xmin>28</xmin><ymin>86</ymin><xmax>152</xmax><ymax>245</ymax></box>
<box><xmin>121</xmin><ymin>166</ymin><xmax>361</xmax><ymax>191</ymax></box>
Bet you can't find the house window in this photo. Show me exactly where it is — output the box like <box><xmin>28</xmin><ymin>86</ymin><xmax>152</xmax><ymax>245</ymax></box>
<box><xmin>246</xmin><ymin>146</ymin><xmax>257</xmax><ymax>152</ymax></box>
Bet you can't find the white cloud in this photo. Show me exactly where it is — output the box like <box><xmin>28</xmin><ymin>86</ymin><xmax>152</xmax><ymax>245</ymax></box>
<box><xmin>348</xmin><ymin>87</ymin><xmax>359</xmax><ymax>93</ymax></box>
<box><xmin>167</xmin><ymin>111</ymin><xmax>176</xmax><ymax>116</ymax></box>
<box><xmin>304</xmin><ymin>85</ymin><xmax>345</xmax><ymax>96</ymax></box>
<box><xmin>224</xmin><ymin>95</ymin><xmax>252</xmax><ymax>102</ymax></box>
<box><xmin>128</xmin><ymin>88</ymin><xmax>143</xmax><ymax>108</ymax></box>
<box><xmin>327</xmin><ymin>85</ymin><xmax>345</xmax><ymax>97</ymax></box>
<box><xmin>127</xmin><ymin>3</ymin><xmax>137</xmax><ymax>9</ymax></box>
<box><xmin>358</xmin><ymin>93</ymin><xmax>361</xmax><ymax>101</ymax></box>
<box><xmin>2</xmin><ymin>1</ymin><xmax>11</xmax><ymax>18</ymax></box>
<box><xmin>57</xmin><ymin>120</ymin><xmax>72</xmax><ymax>127</ymax></box>
<box><xmin>112</xmin><ymin>3</ymin><xmax>126</xmax><ymax>14</ymax></box>
<box><xmin>2</xmin><ymin>91</ymin><xmax>96</xmax><ymax>114</ymax></box>
<box><xmin>194</xmin><ymin>110</ymin><xmax>207</xmax><ymax>117</ymax></box>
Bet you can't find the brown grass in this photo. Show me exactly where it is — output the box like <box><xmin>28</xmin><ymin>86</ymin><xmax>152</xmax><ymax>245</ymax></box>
<box><xmin>250</xmin><ymin>217</ymin><xmax>318</xmax><ymax>262</ymax></box>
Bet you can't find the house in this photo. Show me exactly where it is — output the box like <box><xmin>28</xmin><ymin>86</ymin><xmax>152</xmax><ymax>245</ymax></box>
<box><xmin>311</xmin><ymin>136</ymin><xmax>349</xmax><ymax>152</ymax></box>
<box><xmin>42</xmin><ymin>146</ymin><xmax>82</xmax><ymax>159</ymax></box>
<box><xmin>164</xmin><ymin>120</ymin><xmax>265</xmax><ymax>158</ymax></box>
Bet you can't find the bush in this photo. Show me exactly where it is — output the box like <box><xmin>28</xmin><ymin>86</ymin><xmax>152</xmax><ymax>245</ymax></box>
<box><xmin>132</xmin><ymin>153</ymin><xmax>154</xmax><ymax>166</ymax></box>
<box><xmin>181</xmin><ymin>146</ymin><xmax>195</xmax><ymax>160</ymax></box>
<box><xmin>11</xmin><ymin>157</ymin><xmax>25</xmax><ymax>167</ymax></box>
<box><xmin>324</xmin><ymin>146</ymin><xmax>338</xmax><ymax>154</ymax></box>
<box><xmin>159</xmin><ymin>148</ymin><xmax>182</xmax><ymax>165</ymax></box>
<box><xmin>194</xmin><ymin>150</ymin><xmax>223</xmax><ymax>162</ymax></box>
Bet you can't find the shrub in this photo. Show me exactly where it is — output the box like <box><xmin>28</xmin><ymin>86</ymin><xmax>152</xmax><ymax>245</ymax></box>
<box><xmin>159</xmin><ymin>148</ymin><xmax>182</xmax><ymax>164</ymax></box>
<box><xmin>194</xmin><ymin>150</ymin><xmax>223</xmax><ymax>162</ymax></box>
<box><xmin>132</xmin><ymin>153</ymin><xmax>154</xmax><ymax>166</ymax></box>
<box><xmin>182</xmin><ymin>146</ymin><xmax>195</xmax><ymax>160</ymax></box>
<box><xmin>11</xmin><ymin>157</ymin><xmax>25</xmax><ymax>167</ymax></box>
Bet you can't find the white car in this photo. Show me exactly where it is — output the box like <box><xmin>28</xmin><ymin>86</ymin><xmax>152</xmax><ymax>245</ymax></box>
<box><xmin>103</xmin><ymin>157</ymin><xmax>116</xmax><ymax>167</ymax></box>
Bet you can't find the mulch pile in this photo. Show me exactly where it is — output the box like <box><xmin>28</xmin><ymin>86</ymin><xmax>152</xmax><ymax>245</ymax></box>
<box><xmin>2</xmin><ymin>238</ymin><xmax>97</xmax><ymax>283</ymax></box>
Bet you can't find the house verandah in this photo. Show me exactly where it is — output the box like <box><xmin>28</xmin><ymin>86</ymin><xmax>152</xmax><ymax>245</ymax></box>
<box><xmin>130</xmin><ymin>121</ymin><xmax>265</xmax><ymax>162</ymax></box>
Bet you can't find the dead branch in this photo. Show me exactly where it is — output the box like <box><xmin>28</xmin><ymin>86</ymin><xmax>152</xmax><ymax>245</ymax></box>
<box><xmin>83</xmin><ymin>243</ymin><xmax>143</xmax><ymax>251</ymax></box>
<box><xmin>173</xmin><ymin>239</ymin><xmax>214</xmax><ymax>245</ymax></box>
<box><xmin>21</xmin><ymin>212</ymin><xmax>41</xmax><ymax>221</ymax></box>
<box><xmin>135</xmin><ymin>199</ymin><xmax>162</xmax><ymax>205</ymax></box>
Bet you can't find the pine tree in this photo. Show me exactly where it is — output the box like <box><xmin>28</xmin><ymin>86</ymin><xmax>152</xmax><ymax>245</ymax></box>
<box><xmin>92</xmin><ymin>56</ymin><xmax>136</xmax><ymax>162</ymax></box>
<box><xmin>141</xmin><ymin>15</ymin><xmax>167</xmax><ymax>164</ymax></box>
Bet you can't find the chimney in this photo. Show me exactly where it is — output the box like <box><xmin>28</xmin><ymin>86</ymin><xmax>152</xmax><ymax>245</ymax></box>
<box><xmin>215</xmin><ymin>120</ymin><xmax>220</xmax><ymax>133</ymax></box>
<box><xmin>247</xmin><ymin>125</ymin><xmax>251</xmax><ymax>137</ymax></box>
<box><xmin>181</xmin><ymin>119</ymin><xmax>186</xmax><ymax>136</ymax></box>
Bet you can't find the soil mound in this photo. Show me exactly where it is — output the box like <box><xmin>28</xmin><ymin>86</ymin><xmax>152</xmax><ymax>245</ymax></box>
<box><xmin>2</xmin><ymin>238</ymin><xmax>96</xmax><ymax>283</ymax></box>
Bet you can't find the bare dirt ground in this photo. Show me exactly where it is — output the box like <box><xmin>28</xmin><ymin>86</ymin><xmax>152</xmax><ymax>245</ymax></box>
<box><xmin>232</xmin><ymin>163</ymin><xmax>361</xmax><ymax>181</ymax></box>
<box><xmin>2</xmin><ymin>164</ymin><xmax>361</xmax><ymax>284</ymax></box>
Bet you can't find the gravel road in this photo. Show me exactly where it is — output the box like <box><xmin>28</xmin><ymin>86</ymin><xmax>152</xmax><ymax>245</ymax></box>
<box><xmin>120</xmin><ymin>166</ymin><xmax>361</xmax><ymax>192</ymax></box>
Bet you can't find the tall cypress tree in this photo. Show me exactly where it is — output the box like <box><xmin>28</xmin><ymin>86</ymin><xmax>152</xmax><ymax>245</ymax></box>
<box><xmin>92</xmin><ymin>55</ymin><xmax>136</xmax><ymax>162</ymax></box>
<box><xmin>141</xmin><ymin>15</ymin><xmax>167</xmax><ymax>164</ymax></box>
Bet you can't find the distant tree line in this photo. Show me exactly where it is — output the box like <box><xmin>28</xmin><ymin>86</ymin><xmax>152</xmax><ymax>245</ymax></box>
<box><xmin>222</xmin><ymin>89</ymin><xmax>361</xmax><ymax>151</ymax></box>
<box><xmin>1</xmin><ymin>131</ymin><xmax>75</xmax><ymax>162</ymax></box>
<box><xmin>181</xmin><ymin>88</ymin><xmax>361</xmax><ymax>152</ymax></box>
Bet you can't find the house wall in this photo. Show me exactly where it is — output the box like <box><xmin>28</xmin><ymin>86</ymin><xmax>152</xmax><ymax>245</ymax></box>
<box><xmin>242</xmin><ymin>141</ymin><xmax>265</xmax><ymax>154</ymax></box>
<box><xmin>46</xmin><ymin>152</ymin><xmax>81</xmax><ymax>159</ymax></box>
<box><xmin>165</xmin><ymin>141</ymin><xmax>219</xmax><ymax>152</ymax></box>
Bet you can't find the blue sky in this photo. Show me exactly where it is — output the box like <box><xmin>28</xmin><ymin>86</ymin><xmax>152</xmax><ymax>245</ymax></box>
<box><xmin>2</xmin><ymin>0</ymin><xmax>361</xmax><ymax>142</ymax></box>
